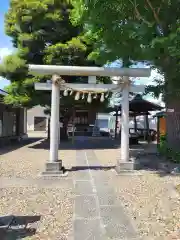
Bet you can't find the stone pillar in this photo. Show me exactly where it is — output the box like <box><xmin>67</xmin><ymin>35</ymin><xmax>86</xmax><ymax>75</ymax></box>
<box><xmin>144</xmin><ymin>113</ymin><xmax>150</xmax><ymax>142</ymax></box>
<box><xmin>116</xmin><ymin>76</ymin><xmax>134</xmax><ymax>173</ymax></box>
<box><xmin>42</xmin><ymin>75</ymin><xmax>64</xmax><ymax>176</ymax></box>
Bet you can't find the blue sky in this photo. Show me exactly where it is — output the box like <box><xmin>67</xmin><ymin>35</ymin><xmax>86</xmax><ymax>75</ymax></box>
<box><xmin>0</xmin><ymin>0</ymin><xmax>11</xmax><ymax>49</ymax></box>
<box><xmin>0</xmin><ymin>0</ymin><xmax>164</xmax><ymax>106</ymax></box>
<box><xmin>0</xmin><ymin>0</ymin><xmax>12</xmax><ymax>88</ymax></box>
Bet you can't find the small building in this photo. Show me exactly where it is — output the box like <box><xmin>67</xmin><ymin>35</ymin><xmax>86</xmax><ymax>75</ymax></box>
<box><xmin>0</xmin><ymin>89</ymin><xmax>27</xmax><ymax>145</ymax></box>
<box><xmin>27</xmin><ymin>104</ymin><xmax>97</xmax><ymax>134</ymax></box>
<box><xmin>27</xmin><ymin>105</ymin><xmax>48</xmax><ymax>132</ymax></box>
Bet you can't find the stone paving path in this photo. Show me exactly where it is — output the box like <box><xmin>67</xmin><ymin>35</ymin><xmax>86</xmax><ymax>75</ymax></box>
<box><xmin>73</xmin><ymin>139</ymin><xmax>138</xmax><ymax>239</ymax></box>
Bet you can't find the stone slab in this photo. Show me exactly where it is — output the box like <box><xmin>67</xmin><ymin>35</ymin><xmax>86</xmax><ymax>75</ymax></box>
<box><xmin>115</xmin><ymin>170</ymin><xmax>142</xmax><ymax>176</ymax></box>
<box><xmin>74</xmin><ymin>219</ymin><xmax>105</xmax><ymax>240</ymax></box>
<box><xmin>76</xmin><ymin>159</ymin><xmax>87</xmax><ymax>166</ymax></box>
<box><xmin>100</xmin><ymin>206</ymin><xmax>137</xmax><ymax>239</ymax></box>
<box><xmin>84</xmin><ymin>150</ymin><xmax>98</xmax><ymax>161</ymax></box>
<box><xmin>91</xmin><ymin>170</ymin><xmax>110</xmax><ymax>180</ymax></box>
<box><xmin>97</xmin><ymin>193</ymin><xmax>119</xmax><ymax>206</ymax></box>
<box><xmin>40</xmin><ymin>171</ymin><xmax>68</xmax><ymax>178</ymax></box>
<box><xmin>76</xmin><ymin>152</ymin><xmax>87</xmax><ymax>165</ymax></box>
<box><xmin>116</xmin><ymin>161</ymin><xmax>134</xmax><ymax>172</ymax></box>
<box><xmin>75</xmin><ymin>195</ymin><xmax>99</xmax><ymax>219</ymax></box>
<box><xmin>75</xmin><ymin>180</ymin><xmax>94</xmax><ymax>195</ymax></box>
<box><xmin>75</xmin><ymin>170</ymin><xmax>91</xmax><ymax>181</ymax></box>
<box><xmin>93</xmin><ymin>177</ymin><xmax>111</xmax><ymax>188</ymax></box>
<box><xmin>74</xmin><ymin>149</ymin><xmax>138</xmax><ymax>239</ymax></box>
<box><xmin>95</xmin><ymin>184</ymin><xmax>115</xmax><ymax>196</ymax></box>
<box><xmin>45</xmin><ymin>160</ymin><xmax>62</xmax><ymax>171</ymax></box>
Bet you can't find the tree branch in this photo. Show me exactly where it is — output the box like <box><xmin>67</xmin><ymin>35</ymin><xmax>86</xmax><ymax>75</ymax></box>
<box><xmin>129</xmin><ymin>0</ymin><xmax>151</xmax><ymax>26</ymax></box>
<box><xmin>157</xmin><ymin>1</ymin><xmax>164</xmax><ymax>14</ymax></box>
<box><xmin>145</xmin><ymin>0</ymin><xmax>161</xmax><ymax>26</ymax></box>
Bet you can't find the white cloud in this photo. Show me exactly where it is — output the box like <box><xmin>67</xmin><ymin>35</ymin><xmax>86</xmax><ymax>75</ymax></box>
<box><xmin>134</xmin><ymin>68</ymin><xmax>165</xmax><ymax>107</ymax></box>
<box><xmin>0</xmin><ymin>47</ymin><xmax>13</xmax><ymax>62</ymax></box>
<box><xmin>0</xmin><ymin>47</ymin><xmax>13</xmax><ymax>89</ymax></box>
<box><xmin>0</xmin><ymin>76</ymin><xmax>10</xmax><ymax>88</ymax></box>
<box><xmin>136</xmin><ymin>68</ymin><xmax>164</xmax><ymax>86</ymax></box>
<box><xmin>145</xmin><ymin>95</ymin><xmax>165</xmax><ymax>107</ymax></box>
<box><xmin>110</xmin><ymin>64</ymin><xmax>165</xmax><ymax>111</ymax></box>
<box><xmin>112</xmin><ymin>68</ymin><xmax>164</xmax><ymax>87</ymax></box>
<box><xmin>147</xmin><ymin>69</ymin><xmax>164</xmax><ymax>86</ymax></box>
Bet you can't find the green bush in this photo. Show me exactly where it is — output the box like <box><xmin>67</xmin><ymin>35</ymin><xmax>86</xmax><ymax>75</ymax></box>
<box><xmin>158</xmin><ymin>134</ymin><xmax>167</xmax><ymax>154</ymax></box>
<box><xmin>158</xmin><ymin>134</ymin><xmax>180</xmax><ymax>163</ymax></box>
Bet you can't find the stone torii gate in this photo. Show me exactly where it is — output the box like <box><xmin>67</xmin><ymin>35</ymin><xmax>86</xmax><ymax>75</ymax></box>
<box><xmin>29</xmin><ymin>65</ymin><xmax>150</xmax><ymax>176</ymax></box>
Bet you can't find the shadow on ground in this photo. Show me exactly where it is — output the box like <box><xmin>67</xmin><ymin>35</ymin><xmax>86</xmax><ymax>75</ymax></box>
<box><xmin>69</xmin><ymin>165</ymin><xmax>115</xmax><ymax>171</ymax></box>
<box><xmin>134</xmin><ymin>151</ymin><xmax>180</xmax><ymax>177</ymax></box>
<box><xmin>28</xmin><ymin>137</ymin><xmax>121</xmax><ymax>150</ymax></box>
<box><xmin>0</xmin><ymin>215</ymin><xmax>41</xmax><ymax>240</ymax></box>
<box><xmin>1</xmin><ymin>228</ymin><xmax>37</xmax><ymax>240</ymax></box>
<box><xmin>0</xmin><ymin>138</ymin><xmax>43</xmax><ymax>156</ymax></box>
<box><xmin>2</xmin><ymin>135</ymin><xmax>178</xmax><ymax>177</ymax></box>
<box><xmin>28</xmin><ymin>137</ymin><xmax>178</xmax><ymax>176</ymax></box>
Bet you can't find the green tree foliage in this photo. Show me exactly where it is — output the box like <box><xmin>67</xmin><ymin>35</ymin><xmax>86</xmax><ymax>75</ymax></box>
<box><xmin>72</xmin><ymin>0</ymin><xmax>180</xmax><ymax>149</ymax></box>
<box><xmin>0</xmin><ymin>0</ymin><xmax>112</xmax><ymax>140</ymax></box>
<box><xmin>0</xmin><ymin>0</ymin><xmax>108</xmax><ymax>107</ymax></box>
<box><xmin>72</xmin><ymin>0</ymin><xmax>180</xmax><ymax>100</ymax></box>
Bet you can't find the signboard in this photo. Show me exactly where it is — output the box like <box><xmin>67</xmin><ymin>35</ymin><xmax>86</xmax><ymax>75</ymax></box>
<box><xmin>167</xmin><ymin>109</ymin><xmax>174</xmax><ymax>112</ymax></box>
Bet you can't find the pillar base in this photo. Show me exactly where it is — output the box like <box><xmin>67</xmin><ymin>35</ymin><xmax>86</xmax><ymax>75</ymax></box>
<box><xmin>115</xmin><ymin>161</ymin><xmax>141</xmax><ymax>175</ymax></box>
<box><xmin>41</xmin><ymin>160</ymin><xmax>68</xmax><ymax>177</ymax></box>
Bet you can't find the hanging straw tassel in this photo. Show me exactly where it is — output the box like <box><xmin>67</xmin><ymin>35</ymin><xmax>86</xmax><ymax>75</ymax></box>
<box><xmin>63</xmin><ymin>89</ymin><xmax>68</xmax><ymax>96</ymax></box>
<box><xmin>100</xmin><ymin>93</ymin><xmax>105</xmax><ymax>102</ymax></box>
<box><xmin>105</xmin><ymin>92</ymin><xmax>109</xmax><ymax>98</ymax></box>
<box><xmin>87</xmin><ymin>93</ymin><xmax>92</xmax><ymax>103</ymax></box>
<box><xmin>75</xmin><ymin>92</ymin><xmax>80</xmax><ymax>100</ymax></box>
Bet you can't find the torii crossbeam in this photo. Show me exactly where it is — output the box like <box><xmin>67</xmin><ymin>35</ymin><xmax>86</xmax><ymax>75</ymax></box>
<box><xmin>29</xmin><ymin>64</ymin><xmax>151</xmax><ymax>176</ymax></box>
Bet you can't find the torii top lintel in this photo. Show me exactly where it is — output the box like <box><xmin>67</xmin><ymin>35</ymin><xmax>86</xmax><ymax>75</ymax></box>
<box><xmin>28</xmin><ymin>65</ymin><xmax>151</xmax><ymax>78</ymax></box>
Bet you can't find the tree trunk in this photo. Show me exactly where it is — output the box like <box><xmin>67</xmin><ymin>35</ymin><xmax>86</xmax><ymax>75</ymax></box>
<box><xmin>166</xmin><ymin>99</ymin><xmax>180</xmax><ymax>151</ymax></box>
<box><xmin>165</xmin><ymin>73</ymin><xmax>180</xmax><ymax>151</ymax></box>
<box><xmin>161</xmin><ymin>58</ymin><xmax>180</xmax><ymax>151</ymax></box>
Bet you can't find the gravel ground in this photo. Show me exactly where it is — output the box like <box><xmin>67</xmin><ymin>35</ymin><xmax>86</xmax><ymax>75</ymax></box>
<box><xmin>1</xmin><ymin>187</ymin><xmax>73</xmax><ymax>240</ymax></box>
<box><xmin>1</xmin><ymin>138</ymin><xmax>180</xmax><ymax>239</ymax></box>
<box><xmin>0</xmin><ymin>138</ymin><xmax>76</xmax><ymax>178</ymax></box>
<box><xmin>95</xmin><ymin>146</ymin><xmax>180</xmax><ymax>240</ymax></box>
<box><xmin>0</xmin><ymin>138</ymin><xmax>76</xmax><ymax>240</ymax></box>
